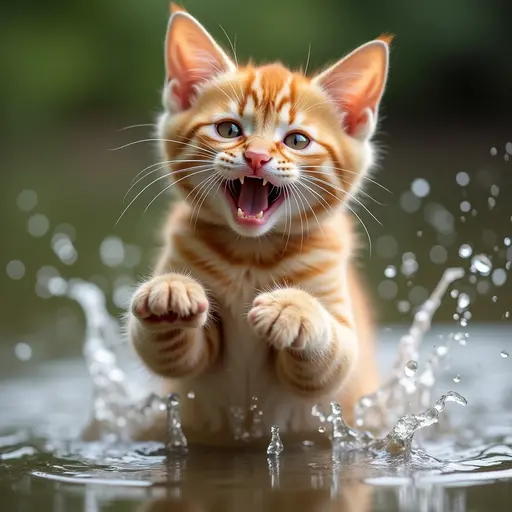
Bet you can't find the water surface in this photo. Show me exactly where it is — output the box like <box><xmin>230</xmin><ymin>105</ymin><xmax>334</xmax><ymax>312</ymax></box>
<box><xmin>2</xmin><ymin>325</ymin><xmax>511</xmax><ymax>511</ymax></box>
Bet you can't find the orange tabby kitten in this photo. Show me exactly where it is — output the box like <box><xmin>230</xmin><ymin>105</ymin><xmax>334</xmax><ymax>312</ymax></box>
<box><xmin>127</xmin><ymin>3</ymin><xmax>390</xmax><ymax>445</ymax></box>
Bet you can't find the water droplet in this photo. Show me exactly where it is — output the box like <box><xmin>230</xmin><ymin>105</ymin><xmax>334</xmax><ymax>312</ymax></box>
<box><xmin>16</xmin><ymin>190</ymin><xmax>38</xmax><ymax>212</ymax></box>
<box><xmin>436</xmin><ymin>345</ymin><xmax>448</xmax><ymax>357</ymax></box>
<box><xmin>453</xmin><ymin>374</ymin><xmax>461</xmax><ymax>383</ymax></box>
<box><xmin>384</xmin><ymin>265</ymin><xmax>397</xmax><ymax>278</ymax></box>
<box><xmin>430</xmin><ymin>245</ymin><xmax>448</xmax><ymax>264</ymax></box>
<box><xmin>267</xmin><ymin>425</ymin><xmax>284</xmax><ymax>456</ymax></box>
<box><xmin>456</xmin><ymin>172</ymin><xmax>470</xmax><ymax>187</ymax></box>
<box><xmin>100</xmin><ymin>236</ymin><xmax>125</xmax><ymax>268</ymax></box>
<box><xmin>471</xmin><ymin>254</ymin><xmax>492</xmax><ymax>276</ymax></box>
<box><xmin>417</xmin><ymin>230</ymin><xmax>423</xmax><ymax>237</ymax></box>
<box><xmin>411</xmin><ymin>178</ymin><xmax>430</xmax><ymax>198</ymax></box>
<box><xmin>506</xmin><ymin>142</ymin><xmax>512</xmax><ymax>155</ymax></box>
<box><xmin>492</xmin><ymin>295</ymin><xmax>498</xmax><ymax>303</ymax></box>
<box><xmin>404</xmin><ymin>360</ymin><xmax>418</xmax><ymax>377</ymax></box>
<box><xmin>123</xmin><ymin>244</ymin><xmax>142</xmax><ymax>268</ymax></box>
<box><xmin>318</xmin><ymin>426</ymin><xmax>326</xmax><ymax>434</ymax></box>
<box><xmin>6</xmin><ymin>260</ymin><xmax>25</xmax><ymax>280</ymax></box>
<box><xmin>27</xmin><ymin>214</ymin><xmax>50</xmax><ymax>238</ymax></box>
<box><xmin>378</xmin><ymin>280</ymin><xmax>398</xmax><ymax>300</ymax></box>
<box><xmin>187</xmin><ymin>391</ymin><xmax>195</xmax><ymax>399</ymax></box>
<box><xmin>490</xmin><ymin>147</ymin><xmax>498</xmax><ymax>156</ymax></box>
<box><xmin>460</xmin><ymin>201</ymin><xmax>471</xmax><ymax>213</ymax></box>
<box><xmin>505</xmin><ymin>238</ymin><xmax>511</xmax><ymax>247</ymax></box>
<box><xmin>458</xmin><ymin>244</ymin><xmax>473</xmax><ymax>259</ymax></box>
<box><xmin>501</xmin><ymin>351</ymin><xmax>509</xmax><ymax>359</ymax></box>
<box><xmin>488</xmin><ymin>197</ymin><xmax>496</xmax><ymax>210</ymax></box>
<box><xmin>505</xmin><ymin>311</ymin><xmax>510</xmax><ymax>319</ymax></box>
<box><xmin>397</xmin><ymin>300</ymin><xmax>411</xmax><ymax>314</ymax></box>
<box><xmin>52</xmin><ymin>234</ymin><xmax>77</xmax><ymax>265</ymax></box>
<box><xmin>14</xmin><ymin>342</ymin><xmax>32</xmax><ymax>361</ymax></box>
<box><xmin>302</xmin><ymin>440</ymin><xmax>314</xmax><ymax>447</ymax></box>
<box><xmin>450</xmin><ymin>289</ymin><xmax>459</xmax><ymax>298</ymax></box>
<box><xmin>492</xmin><ymin>269</ymin><xmax>507</xmax><ymax>287</ymax></box>
<box><xmin>457</xmin><ymin>293</ymin><xmax>470</xmax><ymax>310</ymax></box>
<box><xmin>490</xmin><ymin>185</ymin><xmax>500</xmax><ymax>197</ymax></box>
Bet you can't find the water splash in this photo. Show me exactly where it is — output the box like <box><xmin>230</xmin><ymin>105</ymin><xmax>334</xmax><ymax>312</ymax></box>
<box><xmin>374</xmin><ymin>392</ymin><xmax>467</xmax><ymax>455</ymax></box>
<box><xmin>267</xmin><ymin>425</ymin><xmax>284</xmax><ymax>456</ymax></box>
<box><xmin>354</xmin><ymin>267</ymin><xmax>465</xmax><ymax>434</ymax></box>
<box><xmin>166</xmin><ymin>394</ymin><xmax>188</xmax><ymax>453</ymax></box>
<box><xmin>330</xmin><ymin>402</ymin><xmax>368</xmax><ymax>450</ymax></box>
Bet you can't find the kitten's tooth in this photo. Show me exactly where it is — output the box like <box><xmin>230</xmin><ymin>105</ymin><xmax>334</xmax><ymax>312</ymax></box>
<box><xmin>262</xmin><ymin>179</ymin><xmax>268</xmax><ymax>186</ymax></box>
<box><xmin>239</xmin><ymin>176</ymin><xmax>245</xmax><ymax>185</ymax></box>
<box><xmin>256</xmin><ymin>211</ymin><xmax>263</xmax><ymax>219</ymax></box>
<box><xmin>237</xmin><ymin>208</ymin><xmax>244</xmax><ymax>218</ymax></box>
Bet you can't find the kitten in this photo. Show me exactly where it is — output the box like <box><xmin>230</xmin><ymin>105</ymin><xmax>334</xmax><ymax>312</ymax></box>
<box><xmin>127</xmin><ymin>3</ymin><xmax>390</xmax><ymax>445</ymax></box>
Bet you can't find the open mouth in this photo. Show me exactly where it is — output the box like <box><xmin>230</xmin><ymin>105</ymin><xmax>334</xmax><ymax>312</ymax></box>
<box><xmin>222</xmin><ymin>177</ymin><xmax>285</xmax><ymax>226</ymax></box>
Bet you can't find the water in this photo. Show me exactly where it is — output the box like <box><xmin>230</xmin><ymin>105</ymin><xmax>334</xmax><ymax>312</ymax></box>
<box><xmin>2</xmin><ymin>183</ymin><xmax>512</xmax><ymax>510</ymax></box>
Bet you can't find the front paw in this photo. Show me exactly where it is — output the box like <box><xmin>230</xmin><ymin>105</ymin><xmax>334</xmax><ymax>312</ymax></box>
<box><xmin>131</xmin><ymin>273</ymin><xmax>208</xmax><ymax>329</ymax></box>
<box><xmin>248</xmin><ymin>288</ymin><xmax>328</xmax><ymax>350</ymax></box>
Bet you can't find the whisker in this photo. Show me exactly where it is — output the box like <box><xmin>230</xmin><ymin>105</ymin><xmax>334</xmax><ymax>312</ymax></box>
<box><xmin>118</xmin><ymin>123</ymin><xmax>158</xmax><ymax>131</ymax></box>
<box><xmin>218</xmin><ymin>23</ymin><xmax>239</xmax><ymax>68</ymax></box>
<box><xmin>192</xmin><ymin>176</ymin><xmax>222</xmax><ymax>230</ymax></box>
<box><xmin>142</xmin><ymin>167</ymin><xmax>215</xmax><ymax>216</ymax></box>
<box><xmin>301</xmin><ymin>166</ymin><xmax>392</xmax><ymax>194</ymax></box>
<box><xmin>189</xmin><ymin>173</ymin><xmax>219</xmax><ymax>226</ymax></box>
<box><xmin>290</xmin><ymin>182</ymin><xmax>311</xmax><ymax>235</ymax></box>
<box><xmin>302</xmin><ymin>175</ymin><xmax>382</xmax><ymax>226</ymax></box>
<box><xmin>297</xmin><ymin>180</ymin><xmax>333</xmax><ymax>217</ymax></box>
<box><xmin>280</xmin><ymin>186</ymin><xmax>293</xmax><ymax>256</ymax></box>
<box><xmin>126</xmin><ymin>159</ymin><xmax>212</xmax><ymax>200</ymax></box>
<box><xmin>110</xmin><ymin>138</ymin><xmax>217</xmax><ymax>157</ymax></box>
<box><xmin>288</xmin><ymin>184</ymin><xmax>305</xmax><ymax>252</ymax></box>
<box><xmin>192</xmin><ymin>74</ymin><xmax>237</xmax><ymax>106</ymax></box>
<box><xmin>115</xmin><ymin>166</ymin><xmax>212</xmax><ymax>226</ymax></box>
<box><xmin>293</xmin><ymin>181</ymin><xmax>324</xmax><ymax>236</ymax></box>
<box><xmin>299</xmin><ymin>176</ymin><xmax>373</xmax><ymax>256</ymax></box>
<box><xmin>304</xmin><ymin>43</ymin><xmax>312</xmax><ymax>76</ymax></box>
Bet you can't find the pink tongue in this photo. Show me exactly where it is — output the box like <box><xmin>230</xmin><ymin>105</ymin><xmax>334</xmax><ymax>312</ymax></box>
<box><xmin>238</xmin><ymin>179</ymin><xmax>269</xmax><ymax>215</ymax></box>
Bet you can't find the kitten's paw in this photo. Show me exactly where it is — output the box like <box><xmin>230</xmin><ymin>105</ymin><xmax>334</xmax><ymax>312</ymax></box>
<box><xmin>131</xmin><ymin>273</ymin><xmax>208</xmax><ymax>329</ymax></box>
<box><xmin>248</xmin><ymin>288</ymin><xmax>328</xmax><ymax>350</ymax></box>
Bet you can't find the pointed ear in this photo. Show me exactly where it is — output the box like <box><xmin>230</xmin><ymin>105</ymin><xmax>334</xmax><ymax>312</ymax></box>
<box><xmin>164</xmin><ymin>11</ymin><xmax>236</xmax><ymax>112</ymax></box>
<box><xmin>312</xmin><ymin>39</ymin><xmax>390</xmax><ymax>140</ymax></box>
<box><xmin>169</xmin><ymin>3</ymin><xmax>187</xmax><ymax>15</ymax></box>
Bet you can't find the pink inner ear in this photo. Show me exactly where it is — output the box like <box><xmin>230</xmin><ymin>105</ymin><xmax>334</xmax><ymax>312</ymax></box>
<box><xmin>343</xmin><ymin>76</ymin><xmax>379</xmax><ymax>135</ymax></box>
<box><xmin>164</xmin><ymin>13</ymin><xmax>236</xmax><ymax>112</ymax></box>
<box><xmin>168</xmin><ymin>45</ymin><xmax>196</xmax><ymax>110</ymax></box>
<box><xmin>313</xmin><ymin>41</ymin><xmax>388</xmax><ymax>138</ymax></box>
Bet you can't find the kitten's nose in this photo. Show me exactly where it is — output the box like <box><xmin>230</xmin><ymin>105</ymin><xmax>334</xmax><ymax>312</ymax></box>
<box><xmin>244</xmin><ymin>149</ymin><xmax>272</xmax><ymax>172</ymax></box>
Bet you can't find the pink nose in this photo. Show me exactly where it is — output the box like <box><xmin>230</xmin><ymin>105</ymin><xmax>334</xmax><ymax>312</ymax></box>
<box><xmin>244</xmin><ymin>149</ymin><xmax>271</xmax><ymax>172</ymax></box>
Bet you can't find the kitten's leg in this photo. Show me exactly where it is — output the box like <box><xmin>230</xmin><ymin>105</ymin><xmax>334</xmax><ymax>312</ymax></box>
<box><xmin>128</xmin><ymin>273</ymin><xmax>220</xmax><ymax>378</ymax></box>
<box><xmin>247</xmin><ymin>288</ymin><xmax>357</xmax><ymax>396</ymax></box>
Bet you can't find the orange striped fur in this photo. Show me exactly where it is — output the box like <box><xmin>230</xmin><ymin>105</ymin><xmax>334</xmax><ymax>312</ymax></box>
<box><xmin>127</xmin><ymin>3</ymin><xmax>390</xmax><ymax>445</ymax></box>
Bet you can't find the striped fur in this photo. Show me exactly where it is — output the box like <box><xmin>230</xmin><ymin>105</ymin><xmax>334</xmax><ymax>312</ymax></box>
<box><xmin>127</xmin><ymin>4</ymin><xmax>390</xmax><ymax>444</ymax></box>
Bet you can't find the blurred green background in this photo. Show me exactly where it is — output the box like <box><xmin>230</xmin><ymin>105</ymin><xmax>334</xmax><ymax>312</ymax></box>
<box><xmin>1</xmin><ymin>0</ymin><xmax>511</xmax><ymax>359</ymax></box>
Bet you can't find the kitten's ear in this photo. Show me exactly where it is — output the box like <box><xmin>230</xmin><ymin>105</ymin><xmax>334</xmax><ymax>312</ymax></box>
<box><xmin>312</xmin><ymin>39</ymin><xmax>390</xmax><ymax>140</ymax></box>
<box><xmin>169</xmin><ymin>3</ymin><xmax>187</xmax><ymax>15</ymax></box>
<box><xmin>164</xmin><ymin>10</ymin><xmax>236</xmax><ymax>111</ymax></box>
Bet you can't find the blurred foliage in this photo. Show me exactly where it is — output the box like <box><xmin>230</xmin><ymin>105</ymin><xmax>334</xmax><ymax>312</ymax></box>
<box><xmin>2</xmin><ymin>0</ymin><xmax>512</xmax><ymax>133</ymax></box>
<box><xmin>0</xmin><ymin>0</ymin><xmax>511</xmax><ymax>346</ymax></box>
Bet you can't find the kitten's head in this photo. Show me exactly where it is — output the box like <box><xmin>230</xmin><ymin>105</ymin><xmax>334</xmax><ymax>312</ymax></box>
<box><xmin>158</xmin><ymin>3</ymin><xmax>390</xmax><ymax>238</ymax></box>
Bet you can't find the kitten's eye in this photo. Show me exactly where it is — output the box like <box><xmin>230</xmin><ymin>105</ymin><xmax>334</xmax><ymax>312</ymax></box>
<box><xmin>216</xmin><ymin>121</ymin><xmax>243</xmax><ymax>138</ymax></box>
<box><xmin>283</xmin><ymin>132</ymin><xmax>310</xmax><ymax>150</ymax></box>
